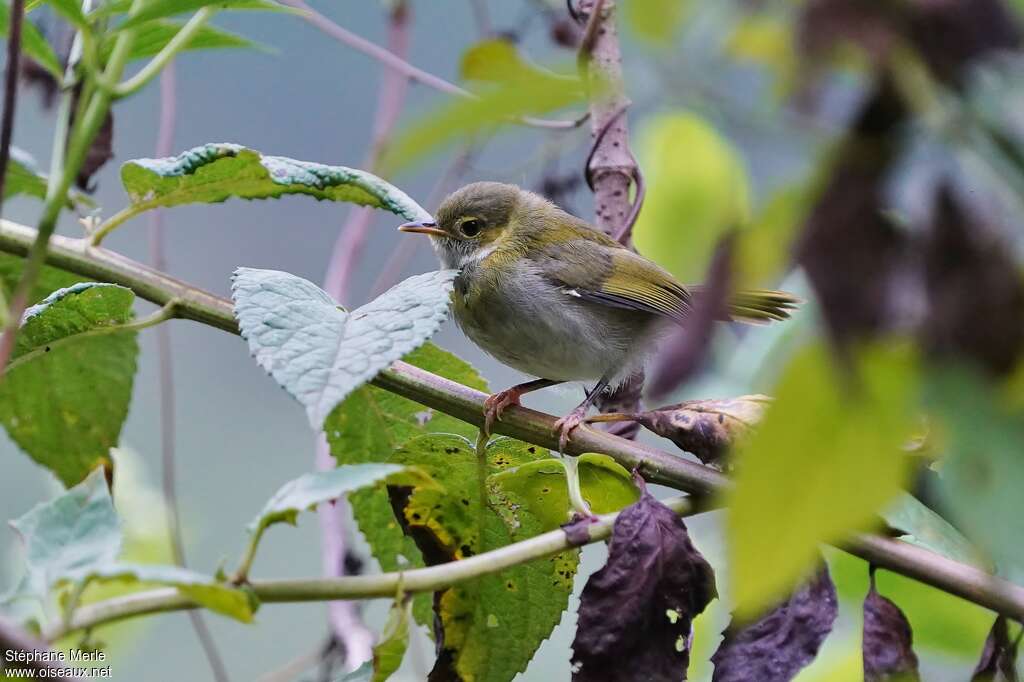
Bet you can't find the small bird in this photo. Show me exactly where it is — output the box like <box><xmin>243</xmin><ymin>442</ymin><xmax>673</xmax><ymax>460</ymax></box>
<box><xmin>399</xmin><ymin>182</ymin><xmax>797</xmax><ymax>449</ymax></box>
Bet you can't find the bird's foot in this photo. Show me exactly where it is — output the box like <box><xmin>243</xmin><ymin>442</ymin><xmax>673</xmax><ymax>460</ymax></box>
<box><xmin>483</xmin><ymin>388</ymin><xmax>524</xmax><ymax>436</ymax></box>
<box><xmin>553</xmin><ymin>406</ymin><xmax>589</xmax><ymax>453</ymax></box>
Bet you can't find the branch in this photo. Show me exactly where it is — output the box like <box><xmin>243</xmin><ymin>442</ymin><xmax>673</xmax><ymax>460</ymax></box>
<box><xmin>277</xmin><ymin>0</ymin><xmax>587</xmax><ymax>131</ymax></box>
<box><xmin>0</xmin><ymin>218</ymin><xmax>1023</xmax><ymax>623</ymax></box>
<box><xmin>0</xmin><ymin>0</ymin><xmax>25</xmax><ymax>216</ymax></box>
<box><xmin>0</xmin><ymin>615</ymin><xmax>82</xmax><ymax>680</ymax></box>
<box><xmin>45</xmin><ymin>496</ymin><xmax>694</xmax><ymax>642</ymax></box>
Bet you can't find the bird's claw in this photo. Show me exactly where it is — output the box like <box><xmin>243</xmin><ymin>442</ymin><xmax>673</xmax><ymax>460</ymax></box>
<box><xmin>483</xmin><ymin>389</ymin><xmax>522</xmax><ymax>436</ymax></box>
<box><xmin>553</xmin><ymin>407</ymin><xmax>588</xmax><ymax>453</ymax></box>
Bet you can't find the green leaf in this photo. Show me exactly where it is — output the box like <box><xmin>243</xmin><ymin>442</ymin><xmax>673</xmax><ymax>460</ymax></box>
<box><xmin>459</xmin><ymin>38</ymin><xmax>579</xmax><ymax>91</ymax></box>
<box><xmin>5</xmin><ymin>148</ymin><xmax>48</xmax><ymax>201</ymax></box>
<box><xmin>488</xmin><ymin>453</ymin><xmax>639</xmax><ymax>529</ymax></box>
<box><xmin>61</xmin><ymin>562</ymin><xmax>256</xmax><ymax>623</ymax></box>
<box><xmin>372</xmin><ymin>598</ymin><xmax>411</xmax><ymax>682</ymax></box>
<box><xmin>0</xmin><ymin>254</ymin><xmax>85</xmax><ymax>310</ymax></box>
<box><xmin>121</xmin><ymin>143</ymin><xmax>432</xmax><ymax>221</ymax></box>
<box><xmin>330</xmin><ymin>343</ymin><xmax>487</xmax><ymax>629</ymax></box>
<box><xmin>0</xmin><ymin>0</ymin><xmax>62</xmax><ymax>79</ymax></box>
<box><xmin>725</xmin><ymin>342</ymin><xmax>918</xmax><ymax>619</ymax></box>
<box><xmin>633</xmin><ymin>112</ymin><xmax>751</xmax><ymax>284</ymax></box>
<box><xmin>9</xmin><ymin>469</ymin><xmax>120</xmax><ymax>600</ymax></box>
<box><xmin>100</xmin><ymin>19</ymin><xmax>262</xmax><ymax>61</ymax></box>
<box><xmin>0</xmin><ymin>283</ymin><xmax>139</xmax><ymax>486</ymax></box>
<box><xmin>117</xmin><ymin>0</ymin><xmax>291</xmax><ymax>29</ymax></box>
<box><xmin>624</xmin><ymin>0</ymin><xmax>692</xmax><ymax>44</ymax></box>
<box><xmin>3</xmin><ymin>148</ymin><xmax>93</xmax><ymax>208</ymax></box>
<box><xmin>232</xmin><ymin>268</ymin><xmax>456</xmax><ymax>429</ymax></box>
<box><xmin>385</xmin><ymin>435</ymin><xmax>576</xmax><ymax>682</ymax></box>
<box><xmin>931</xmin><ymin>369</ymin><xmax>1024</xmax><ymax>575</ymax></box>
<box><xmin>40</xmin><ymin>0</ymin><xmax>88</xmax><ymax>30</ymax></box>
<box><xmin>382</xmin><ymin>68</ymin><xmax>587</xmax><ymax>172</ymax></box>
<box><xmin>881</xmin><ymin>493</ymin><xmax>985</xmax><ymax>568</ymax></box>
<box><xmin>248</xmin><ymin>463</ymin><xmax>405</xmax><ymax>537</ymax></box>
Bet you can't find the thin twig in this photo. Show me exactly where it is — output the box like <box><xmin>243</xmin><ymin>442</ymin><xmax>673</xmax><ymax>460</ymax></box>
<box><xmin>148</xmin><ymin>64</ymin><xmax>231</xmax><ymax>682</ymax></box>
<box><xmin>0</xmin><ymin>0</ymin><xmax>25</xmax><ymax>215</ymax></box>
<box><xmin>277</xmin><ymin>0</ymin><xmax>586</xmax><ymax>131</ymax></box>
<box><xmin>316</xmin><ymin>3</ymin><xmax>413</xmax><ymax>669</ymax></box>
<box><xmin>2</xmin><ymin>219</ymin><xmax>1023</xmax><ymax>622</ymax></box>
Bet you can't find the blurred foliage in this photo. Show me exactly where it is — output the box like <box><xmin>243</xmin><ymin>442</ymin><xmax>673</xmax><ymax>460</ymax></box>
<box><xmin>726</xmin><ymin>341</ymin><xmax>919</xmax><ymax>618</ymax></box>
<box><xmin>624</xmin><ymin>0</ymin><xmax>692</xmax><ymax>45</ymax></box>
<box><xmin>633</xmin><ymin>112</ymin><xmax>750</xmax><ymax>284</ymax></box>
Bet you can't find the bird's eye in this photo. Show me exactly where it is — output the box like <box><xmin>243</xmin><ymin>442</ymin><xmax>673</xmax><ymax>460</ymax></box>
<box><xmin>460</xmin><ymin>219</ymin><xmax>483</xmax><ymax>237</ymax></box>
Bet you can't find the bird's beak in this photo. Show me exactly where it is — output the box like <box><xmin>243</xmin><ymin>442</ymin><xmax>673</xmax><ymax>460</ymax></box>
<box><xmin>398</xmin><ymin>220</ymin><xmax>445</xmax><ymax>237</ymax></box>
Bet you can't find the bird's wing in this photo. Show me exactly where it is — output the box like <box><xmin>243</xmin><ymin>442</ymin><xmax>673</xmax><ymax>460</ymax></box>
<box><xmin>533</xmin><ymin>238</ymin><xmax>692</xmax><ymax>323</ymax></box>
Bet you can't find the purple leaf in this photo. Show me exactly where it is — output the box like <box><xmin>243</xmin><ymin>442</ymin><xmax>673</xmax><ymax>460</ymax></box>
<box><xmin>571</xmin><ymin>479</ymin><xmax>717</xmax><ymax>681</ymax></box>
<box><xmin>710</xmin><ymin>566</ymin><xmax>838</xmax><ymax>682</ymax></box>
<box><xmin>863</xmin><ymin>570</ymin><xmax>920</xmax><ymax>682</ymax></box>
<box><xmin>972</xmin><ymin>616</ymin><xmax>1021</xmax><ymax>682</ymax></box>
<box><xmin>648</xmin><ymin>233</ymin><xmax>735</xmax><ymax>399</ymax></box>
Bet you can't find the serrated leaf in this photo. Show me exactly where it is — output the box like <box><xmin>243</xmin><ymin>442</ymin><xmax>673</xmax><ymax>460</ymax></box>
<box><xmin>372</xmin><ymin>598</ymin><xmax>411</xmax><ymax>682</ymax></box>
<box><xmin>882</xmin><ymin>493</ymin><xmax>984</xmax><ymax>568</ymax></box>
<box><xmin>385</xmin><ymin>435</ymin><xmax>575</xmax><ymax>682</ymax></box>
<box><xmin>0</xmin><ymin>283</ymin><xmax>138</xmax><ymax>486</ymax></box>
<box><xmin>99</xmin><ymin>19</ymin><xmax>261</xmax><ymax>61</ymax></box>
<box><xmin>117</xmin><ymin>0</ymin><xmax>291</xmax><ymax>29</ymax></box>
<box><xmin>119</xmin><ymin>143</ymin><xmax>430</xmax><ymax>221</ymax></box>
<box><xmin>60</xmin><ymin>562</ymin><xmax>256</xmax><ymax>623</ymax></box>
<box><xmin>572</xmin><ymin>480</ymin><xmax>717</xmax><ymax>681</ymax></box>
<box><xmin>248</xmin><ymin>463</ymin><xmax>405</xmax><ymax>536</ymax></box>
<box><xmin>488</xmin><ymin>453</ymin><xmax>638</xmax><ymax>530</ymax></box>
<box><xmin>330</xmin><ymin>343</ymin><xmax>487</xmax><ymax>630</ymax></box>
<box><xmin>0</xmin><ymin>0</ymin><xmax>62</xmax><ymax>79</ymax></box>
<box><xmin>725</xmin><ymin>342</ymin><xmax>917</xmax><ymax>619</ymax></box>
<box><xmin>232</xmin><ymin>268</ymin><xmax>456</xmax><ymax>429</ymax></box>
<box><xmin>9</xmin><ymin>470</ymin><xmax>121</xmax><ymax>600</ymax></box>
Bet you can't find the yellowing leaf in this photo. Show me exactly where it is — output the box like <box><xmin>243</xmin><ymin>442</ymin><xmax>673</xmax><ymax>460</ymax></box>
<box><xmin>625</xmin><ymin>0</ymin><xmax>693</xmax><ymax>44</ymax></box>
<box><xmin>725</xmin><ymin>342</ymin><xmax>918</xmax><ymax>618</ymax></box>
<box><xmin>633</xmin><ymin>113</ymin><xmax>750</xmax><ymax>284</ymax></box>
<box><xmin>726</xmin><ymin>15</ymin><xmax>799</xmax><ymax>95</ymax></box>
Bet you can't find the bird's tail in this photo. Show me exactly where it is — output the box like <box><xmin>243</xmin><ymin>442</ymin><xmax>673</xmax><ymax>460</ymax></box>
<box><xmin>727</xmin><ymin>289</ymin><xmax>800</xmax><ymax>323</ymax></box>
<box><xmin>690</xmin><ymin>286</ymin><xmax>801</xmax><ymax>324</ymax></box>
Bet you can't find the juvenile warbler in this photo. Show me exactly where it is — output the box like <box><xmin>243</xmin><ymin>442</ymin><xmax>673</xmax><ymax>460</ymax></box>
<box><xmin>399</xmin><ymin>182</ymin><xmax>797</xmax><ymax>448</ymax></box>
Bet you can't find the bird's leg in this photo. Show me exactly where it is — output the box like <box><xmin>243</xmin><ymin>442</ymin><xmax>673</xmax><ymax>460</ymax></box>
<box><xmin>554</xmin><ymin>375</ymin><xmax>612</xmax><ymax>452</ymax></box>
<box><xmin>483</xmin><ymin>378</ymin><xmax>561</xmax><ymax>435</ymax></box>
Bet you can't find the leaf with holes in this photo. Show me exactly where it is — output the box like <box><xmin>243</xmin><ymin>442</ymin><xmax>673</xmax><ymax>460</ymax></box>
<box><xmin>121</xmin><ymin>143</ymin><xmax>431</xmax><ymax>222</ymax></box>
<box><xmin>488</xmin><ymin>453</ymin><xmax>639</xmax><ymax>529</ymax></box>
<box><xmin>232</xmin><ymin>268</ymin><xmax>456</xmax><ymax>429</ymax></box>
<box><xmin>571</xmin><ymin>479</ymin><xmax>717</xmax><ymax>681</ymax></box>
<box><xmin>385</xmin><ymin>434</ymin><xmax>575</xmax><ymax>682</ymax></box>
<box><xmin>710</xmin><ymin>567</ymin><xmax>837</xmax><ymax>682</ymax></box>
<box><xmin>329</xmin><ymin>343</ymin><xmax>487</xmax><ymax>629</ymax></box>
<box><xmin>0</xmin><ymin>283</ymin><xmax>138</xmax><ymax>486</ymax></box>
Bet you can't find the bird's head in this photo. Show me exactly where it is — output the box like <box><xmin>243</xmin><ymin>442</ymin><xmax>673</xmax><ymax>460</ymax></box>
<box><xmin>399</xmin><ymin>181</ymin><xmax>525</xmax><ymax>269</ymax></box>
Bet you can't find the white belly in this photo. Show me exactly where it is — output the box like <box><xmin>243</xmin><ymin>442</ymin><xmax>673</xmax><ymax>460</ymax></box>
<box><xmin>452</xmin><ymin>265</ymin><xmax>659</xmax><ymax>382</ymax></box>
